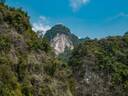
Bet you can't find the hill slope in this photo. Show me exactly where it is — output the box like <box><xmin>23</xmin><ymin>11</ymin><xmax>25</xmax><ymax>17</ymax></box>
<box><xmin>69</xmin><ymin>35</ymin><xmax>128</xmax><ymax>96</ymax></box>
<box><xmin>0</xmin><ymin>4</ymin><xmax>74</xmax><ymax>96</ymax></box>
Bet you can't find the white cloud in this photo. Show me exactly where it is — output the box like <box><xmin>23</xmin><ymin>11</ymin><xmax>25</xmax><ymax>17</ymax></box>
<box><xmin>32</xmin><ymin>16</ymin><xmax>51</xmax><ymax>34</ymax></box>
<box><xmin>106</xmin><ymin>12</ymin><xmax>128</xmax><ymax>22</ymax></box>
<box><xmin>70</xmin><ymin>0</ymin><xmax>90</xmax><ymax>11</ymax></box>
<box><xmin>119</xmin><ymin>12</ymin><xmax>128</xmax><ymax>17</ymax></box>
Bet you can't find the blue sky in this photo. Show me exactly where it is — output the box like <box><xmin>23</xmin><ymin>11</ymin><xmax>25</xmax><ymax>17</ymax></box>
<box><xmin>6</xmin><ymin>0</ymin><xmax>128</xmax><ymax>38</ymax></box>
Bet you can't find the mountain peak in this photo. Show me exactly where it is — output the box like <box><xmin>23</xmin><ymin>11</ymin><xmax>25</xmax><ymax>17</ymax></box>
<box><xmin>51</xmin><ymin>24</ymin><xmax>70</xmax><ymax>33</ymax></box>
<box><xmin>44</xmin><ymin>24</ymin><xmax>70</xmax><ymax>40</ymax></box>
<box><xmin>44</xmin><ymin>24</ymin><xmax>79</xmax><ymax>55</ymax></box>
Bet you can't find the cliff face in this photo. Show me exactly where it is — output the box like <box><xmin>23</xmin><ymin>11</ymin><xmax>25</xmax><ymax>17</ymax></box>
<box><xmin>44</xmin><ymin>24</ymin><xmax>79</xmax><ymax>55</ymax></box>
<box><xmin>51</xmin><ymin>33</ymin><xmax>74</xmax><ymax>55</ymax></box>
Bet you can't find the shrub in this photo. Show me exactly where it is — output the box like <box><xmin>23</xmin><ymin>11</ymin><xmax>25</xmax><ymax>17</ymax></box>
<box><xmin>21</xmin><ymin>82</ymin><xmax>33</xmax><ymax>96</ymax></box>
<box><xmin>26</xmin><ymin>34</ymin><xmax>51</xmax><ymax>53</ymax></box>
<box><xmin>0</xmin><ymin>64</ymin><xmax>22</xmax><ymax>96</ymax></box>
<box><xmin>43</xmin><ymin>59</ymin><xmax>59</xmax><ymax>76</ymax></box>
<box><xmin>0</xmin><ymin>35</ymin><xmax>11</xmax><ymax>51</ymax></box>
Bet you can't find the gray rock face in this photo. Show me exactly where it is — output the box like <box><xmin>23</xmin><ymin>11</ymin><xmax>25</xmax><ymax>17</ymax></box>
<box><xmin>51</xmin><ymin>33</ymin><xmax>74</xmax><ymax>55</ymax></box>
<box><xmin>44</xmin><ymin>24</ymin><xmax>79</xmax><ymax>55</ymax></box>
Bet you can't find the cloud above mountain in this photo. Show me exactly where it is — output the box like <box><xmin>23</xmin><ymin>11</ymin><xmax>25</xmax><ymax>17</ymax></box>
<box><xmin>32</xmin><ymin>16</ymin><xmax>51</xmax><ymax>33</ymax></box>
<box><xmin>70</xmin><ymin>0</ymin><xmax>90</xmax><ymax>11</ymax></box>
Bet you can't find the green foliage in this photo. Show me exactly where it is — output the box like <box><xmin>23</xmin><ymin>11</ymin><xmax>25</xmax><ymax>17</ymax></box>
<box><xmin>43</xmin><ymin>58</ymin><xmax>59</xmax><ymax>76</ymax></box>
<box><xmin>0</xmin><ymin>4</ymin><xmax>74</xmax><ymax>96</ymax></box>
<box><xmin>26</xmin><ymin>33</ymin><xmax>51</xmax><ymax>52</ymax></box>
<box><xmin>0</xmin><ymin>35</ymin><xmax>11</xmax><ymax>51</ymax></box>
<box><xmin>0</xmin><ymin>4</ymin><xmax>30</xmax><ymax>34</ymax></box>
<box><xmin>69</xmin><ymin>35</ymin><xmax>128</xmax><ymax>95</ymax></box>
<box><xmin>58</xmin><ymin>47</ymin><xmax>72</xmax><ymax>63</ymax></box>
<box><xmin>40</xmin><ymin>84</ymin><xmax>53</xmax><ymax>96</ymax></box>
<box><xmin>21</xmin><ymin>82</ymin><xmax>33</xmax><ymax>96</ymax></box>
<box><xmin>0</xmin><ymin>59</ymin><xmax>22</xmax><ymax>96</ymax></box>
<box><xmin>16</xmin><ymin>56</ymin><xmax>28</xmax><ymax>82</ymax></box>
<box><xmin>79</xmin><ymin>37</ymin><xmax>91</xmax><ymax>43</ymax></box>
<box><xmin>68</xmin><ymin>78</ymin><xmax>76</xmax><ymax>95</ymax></box>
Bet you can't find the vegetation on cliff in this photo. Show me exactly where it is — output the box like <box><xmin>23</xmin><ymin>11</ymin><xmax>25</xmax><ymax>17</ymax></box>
<box><xmin>0</xmin><ymin>3</ymin><xmax>74</xmax><ymax>96</ymax></box>
<box><xmin>69</xmin><ymin>34</ymin><xmax>128</xmax><ymax>96</ymax></box>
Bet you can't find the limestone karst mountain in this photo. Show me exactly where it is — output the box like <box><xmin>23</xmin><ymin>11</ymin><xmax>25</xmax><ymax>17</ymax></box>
<box><xmin>44</xmin><ymin>24</ymin><xmax>79</xmax><ymax>55</ymax></box>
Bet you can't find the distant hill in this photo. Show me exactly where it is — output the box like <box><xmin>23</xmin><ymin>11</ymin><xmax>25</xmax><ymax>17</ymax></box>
<box><xmin>44</xmin><ymin>24</ymin><xmax>79</xmax><ymax>55</ymax></box>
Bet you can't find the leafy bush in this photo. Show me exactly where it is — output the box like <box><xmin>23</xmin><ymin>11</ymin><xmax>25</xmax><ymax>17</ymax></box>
<box><xmin>0</xmin><ymin>4</ymin><xmax>30</xmax><ymax>34</ymax></box>
<box><xmin>26</xmin><ymin>34</ymin><xmax>51</xmax><ymax>53</ymax></box>
<box><xmin>0</xmin><ymin>64</ymin><xmax>22</xmax><ymax>96</ymax></box>
<box><xmin>21</xmin><ymin>82</ymin><xmax>33</xmax><ymax>96</ymax></box>
<box><xmin>43</xmin><ymin>59</ymin><xmax>59</xmax><ymax>76</ymax></box>
<box><xmin>0</xmin><ymin>35</ymin><xmax>11</xmax><ymax>51</ymax></box>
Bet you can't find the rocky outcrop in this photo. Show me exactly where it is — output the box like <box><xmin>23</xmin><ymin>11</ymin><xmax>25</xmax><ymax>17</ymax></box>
<box><xmin>44</xmin><ymin>24</ymin><xmax>79</xmax><ymax>55</ymax></box>
<box><xmin>51</xmin><ymin>33</ymin><xmax>74</xmax><ymax>55</ymax></box>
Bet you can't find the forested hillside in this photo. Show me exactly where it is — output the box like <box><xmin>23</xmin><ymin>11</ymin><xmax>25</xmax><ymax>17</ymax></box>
<box><xmin>69</xmin><ymin>34</ymin><xmax>128</xmax><ymax>96</ymax></box>
<box><xmin>0</xmin><ymin>3</ymin><xmax>74</xmax><ymax>96</ymax></box>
